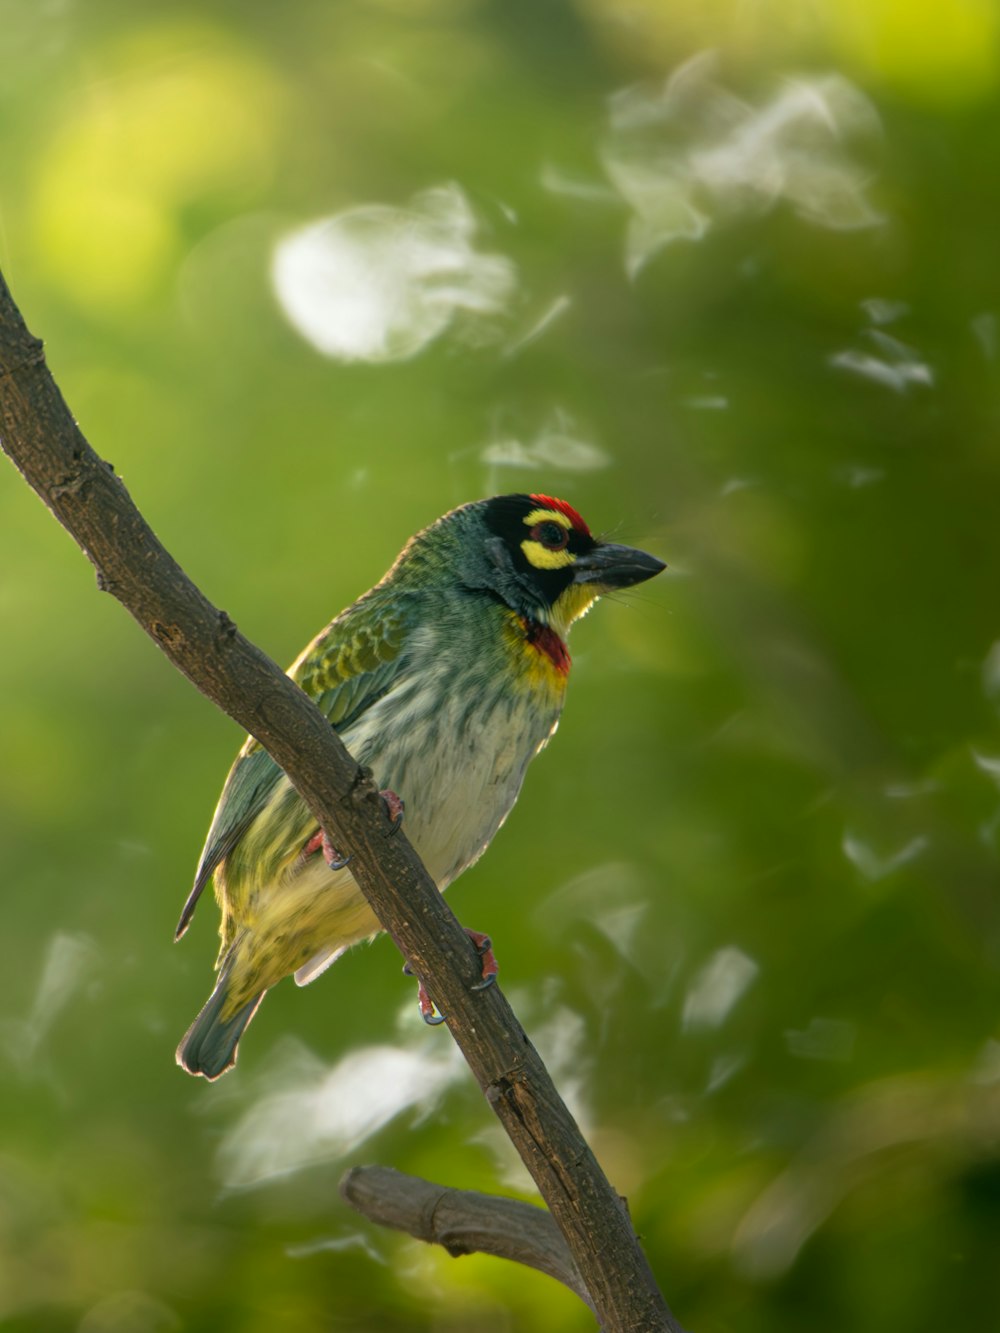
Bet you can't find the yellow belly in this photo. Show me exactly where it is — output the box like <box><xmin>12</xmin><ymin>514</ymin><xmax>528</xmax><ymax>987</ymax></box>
<box><xmin>216</xmin><ymin>649</ymin><xmax>566</xmax><ymax>1014</ymax></box>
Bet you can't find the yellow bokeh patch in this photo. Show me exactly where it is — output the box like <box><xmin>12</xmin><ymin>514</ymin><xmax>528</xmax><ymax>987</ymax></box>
<box><xmin>579</xmin><ymin>0</ymin><xmax>997</xmax><ymax>106</ymax></box>
<box><xmin>830</xmin><ymin>0</ymin><xmax>998</xmax><ymax>103</ymax></box>
<box><xmin>30</xmin><ymin>24</ymin><xmax>285</xmax><ymax>310</ymax></box>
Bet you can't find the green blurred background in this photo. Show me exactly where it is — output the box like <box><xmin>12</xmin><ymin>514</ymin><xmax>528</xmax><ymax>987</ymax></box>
<box><xmin>2</xmin><ymin>1</ymin><xmax>1000</xmax><ymax>1329</ymax></box>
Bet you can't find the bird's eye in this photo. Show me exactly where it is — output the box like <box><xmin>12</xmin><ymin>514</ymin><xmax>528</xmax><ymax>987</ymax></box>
<box><xmin>530</xmin><ymin>521</ymin><xmax>569</xmax><ymax>550</ymax></box>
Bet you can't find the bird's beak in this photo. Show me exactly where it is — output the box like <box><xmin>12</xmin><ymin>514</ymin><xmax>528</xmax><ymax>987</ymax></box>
<box><xmin>571</xmin><ymin>541</ymin><xmax>666</xmax><ymax>590</ymax></box>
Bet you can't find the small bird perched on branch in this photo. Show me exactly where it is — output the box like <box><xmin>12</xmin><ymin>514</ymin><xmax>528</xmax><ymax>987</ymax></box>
<box><xmin>175</xmin><ymin>493</ymin><xmax>664</xmax><ymax>1078</ymax></box>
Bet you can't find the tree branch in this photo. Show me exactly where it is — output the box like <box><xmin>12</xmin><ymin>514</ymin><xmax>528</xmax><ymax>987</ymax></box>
<box><xmin>0</xmin><ymin>267</ymin><xmax>682</xmax><ymax>1333</ymax></box>
<box><xmin>340</xmin><ymin>1166</ymin><xmax>595</xmax><ymax>1311</ymax></box>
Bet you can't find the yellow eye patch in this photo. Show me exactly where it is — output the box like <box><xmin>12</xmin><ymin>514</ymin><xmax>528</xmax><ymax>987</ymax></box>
<box><xmin>521</xmin><ymin>539</ymin><xmax>576</xmax><ymax>569</ymax></box>
<box><xmin>520</xmin><ymin>507</ymin><xmax>577</xmax><ymax>570</ymax></box>
<box><xmin>523</xmin><ymin>508</ymin><xmax>573</xmax><ymax>530</ymax></box>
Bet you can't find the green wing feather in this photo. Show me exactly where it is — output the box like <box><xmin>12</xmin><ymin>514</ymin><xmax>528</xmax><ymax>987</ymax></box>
<box><xmin>174</xmin><ymin>746</ymin><xmax>282</xmax><ymax>939</ymax></box>
<box><xmin>175</xmin><ymin>591</ymin><xmax>417</xmax><ymax>940</ymax></box>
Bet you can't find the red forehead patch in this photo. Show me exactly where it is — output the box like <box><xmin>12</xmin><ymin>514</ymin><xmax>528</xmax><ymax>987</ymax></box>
<box><xmin>529</xmin><ymin>494</ymin><xmax>589</xmax><ymax>535</ymax></box>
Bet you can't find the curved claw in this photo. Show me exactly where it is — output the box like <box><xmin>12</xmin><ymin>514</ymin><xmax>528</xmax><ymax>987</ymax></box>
<box><xmin>470</xmin><ymin>971</ymin><xmax>496</xmax><ymax>993</ymax></box>
<box><xmin>302</xmin><ymin>829</ymin><xmax>352</xmax><ymax>872</ymax></box>
<box><xmin>415</xmin><ymin>976</ymin><xmax>446</xmax><ymax>1026</ymax></box>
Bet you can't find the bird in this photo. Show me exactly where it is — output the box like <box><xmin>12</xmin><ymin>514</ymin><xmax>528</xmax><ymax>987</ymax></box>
<box><xmin>175</xmin><ymin>493</ymin><xmax>665</xmax><ymax>1079</ymax></box>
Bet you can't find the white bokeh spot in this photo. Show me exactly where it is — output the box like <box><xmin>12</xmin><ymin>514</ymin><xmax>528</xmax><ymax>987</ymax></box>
<box><xmin>272</xmin><ymin>184</ymin><xmax>517</xmax><ymax>363</ymax></box>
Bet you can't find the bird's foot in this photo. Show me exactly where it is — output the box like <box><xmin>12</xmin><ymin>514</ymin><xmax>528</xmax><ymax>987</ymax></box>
<box><xmin>465</xmin><ymin>928</ymin><xmax>499</xmax><ymax>991</ymax></box>
<box><xmin>302</xmin><ymin>828</ymin><xmax>352</xmax><ymax>872</ymax></box>
<box><xmin>416</xmin><ymin>977</ymin><xmax>447</xmax><ymax>1026</ymax></box>
<box><xmin>380</xmin><ymin>789</ymin><xmax>405</xmax><ymax>835</ymax></box>
<box><xmin>402</xmin><ymin>927</ymin><xmax>499</xmax><ymax>1024</ymax></box>
<box><xmin>300</xmin><ymin>790</ymin><xmax>399</xmax><ymax>870</ymax></box>
<box><xmin>401</xmin><ymin>959</ymin><xmax>447</xmax><ymax>1025</ymax></box>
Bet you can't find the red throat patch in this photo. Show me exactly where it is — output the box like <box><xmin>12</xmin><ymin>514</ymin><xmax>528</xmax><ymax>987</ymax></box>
<box><xmin>524</xmin><ymin>619</ymin><xmax>571</xmax><ymax>675</ymax></box>
<box><xmin>528</xmin><ymin>494</ymin><xmax>589</xmax><ymax>535</ymax></box>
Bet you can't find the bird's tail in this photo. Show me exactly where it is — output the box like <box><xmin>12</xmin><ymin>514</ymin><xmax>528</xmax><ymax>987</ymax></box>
<box><xmin>176</xmin><ymin>970</ymin><xmax>264</xmax><ymax>1080</ymax></box>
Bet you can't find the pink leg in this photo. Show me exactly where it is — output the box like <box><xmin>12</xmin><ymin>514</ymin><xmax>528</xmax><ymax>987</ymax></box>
<box><xmin>380</xmin><ymin>788</ymin><xmax>405</xmax><ymax>833</ymax></box>
<box><xmin>465</xmin><ymin>929</ymin><xmax>499</xmax><ymax>989</ymax></box>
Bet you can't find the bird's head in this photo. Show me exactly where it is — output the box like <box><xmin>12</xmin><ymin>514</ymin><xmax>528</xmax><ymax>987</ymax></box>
<box><xmin>427</xmin><ymin>493</ymin><xmax>666</xmax><ymax>638</ymax></box>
